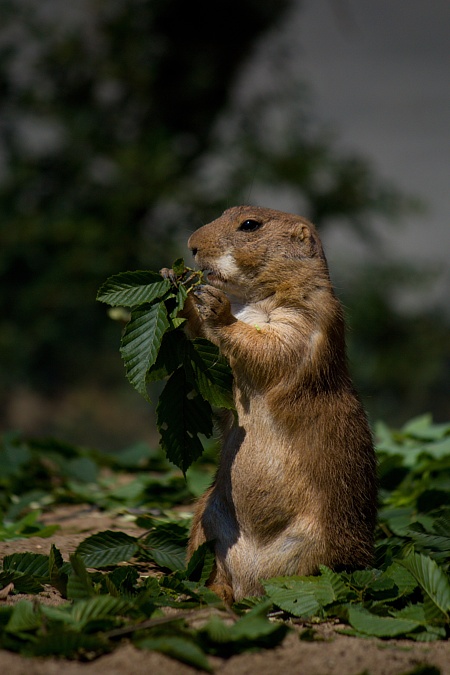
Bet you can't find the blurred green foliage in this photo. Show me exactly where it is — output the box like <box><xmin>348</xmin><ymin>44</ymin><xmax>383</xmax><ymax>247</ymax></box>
<box><xmin>0</xmin><ymin>0</ymin><xmax>448</xmax><ymax>431</ymax></box>
<box><xmin>0</xmin><ymin>0</ymin><xmax>289</xmax><ymax>393</ymax></box>
<box><xmin>341</xmin><ymin>263</ymin><xmax>450</xmax><ymax>424</ymax></box>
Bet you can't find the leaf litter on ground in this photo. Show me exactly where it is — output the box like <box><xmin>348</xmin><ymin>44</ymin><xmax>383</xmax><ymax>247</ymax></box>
<box><xmin>0</xmin><ymin>413</ymin><xmax>449</xmax><ymax>668</ymax></box>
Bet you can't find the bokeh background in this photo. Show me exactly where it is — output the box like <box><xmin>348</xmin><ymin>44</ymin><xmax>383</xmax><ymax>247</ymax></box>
<box><xmin>1</xmin><ymin>0</ymin><xmax>449</xmax><ymax>451</ymax></box>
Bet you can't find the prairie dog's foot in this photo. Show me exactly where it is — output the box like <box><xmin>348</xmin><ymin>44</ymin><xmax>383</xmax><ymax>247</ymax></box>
<box><xmin>209</xmin><ymin>582</ymin><xmax>235</xmax><ymax>606</ymax></box>
<box><xmin>193</xmin><ymin>285</ymin><xmax>233</xmax><ymax>326</ymax></box>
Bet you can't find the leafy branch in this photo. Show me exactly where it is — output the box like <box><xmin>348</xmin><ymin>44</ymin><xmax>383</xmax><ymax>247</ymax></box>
<box><xmin>97</xmin><ymin>260</ymin><xmax>234</xmax><ymax>473</ymax></box>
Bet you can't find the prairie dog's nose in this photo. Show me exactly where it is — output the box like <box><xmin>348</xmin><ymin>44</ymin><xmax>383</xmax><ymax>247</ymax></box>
<box><xmin>190</xmin><ymin>246</ymin><xmax>198</xmax><ymax>257</ymax></box>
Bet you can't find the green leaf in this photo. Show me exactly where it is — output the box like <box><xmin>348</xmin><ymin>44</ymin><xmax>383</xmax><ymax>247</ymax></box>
<box><xmin>146</xmin><ymin>329</ymin><xmax>187</xmax><ymax>383</ymax></box>
<box><xmin>172</xmin><ymin>258</ymin><xmax>186</xmax><ymax>276</ymax></box>
<box><xmin>384</xmin><ymin>561</ymin><xmax>418</xmax><ymax>596</ymax></box>
<box><xmin>75</xmin><ymin>530</ymin><xmax>139</xmax><ymax>568</ymax></box>
<box><xmin>319</xmin><ymin>566</ymin><xmax>350</xmax><ymax>601</ymax></box>
<box><xmin>0</xmin><ymin>552</ymin><xmax>49</xmax><ymax>593</ymax></box>
<box><xmin>156</xmin><ymin>573</ymin><xmax>205</xmax><ymax>606</ymax></box>
<box><xmin>349</xmin><ymin>569</ymin><xmax>382</xmax><ymax>589</ymax></box>
<box><xmin>157</xmin><ymin>368</ymin><xmax>213</xmax><ymax>473</ymax></box>
<box><xmin>0</xmin><ymin>510</ymin><xmax>59</xmax><ymax>542</ymax></box>
<box><xmin>185</xmin><ymin>466</ymin><xmax>214</xmax><ymax>498</ymax></box>
<box><xmin>393</xmin><ymin>603</ymin><xmax>427</xmax><ymax>622</ymax></box>
<box><xmin>347</xmin><ymin>605</ymin><xmax>421</xmax><ymax>637</ymax></box>
<box><xmin>71</xmin><ymin>595</ymin><xmax>132</xmax><ymax>628</ymax></box>
<box><xmin>172</xmin><ymin>283</ymin><xmax>188</xmax><ymax>318</ymax></box>
<box><xmin>97</xmin><ymin>270</ymin><xmax>171</xmax><ymax>307</ymax></box>
<box><xmin>402</xmin><ymin>414</ymin><xmax>434</xmax><ymax>437</ymax></box>
<box><xmin>136</xmin><ymin>635</ymin><xmax>212</xmax><ymax>672</ymax></box>
<box><xmin>2</xmin><ymin>552</ymin><xmax>49</xmax><ymax>579</ymax></box>
<box><xmin>30</xmin><ymin>629</ymin><xmax>109</xmax><ymax>658</ymax></box>
<box><xmin>0</xmin><ymin>434</ymin><xmax>31</xmax><ymax>478</ymax></box>
<box><xmin>49</xmin><ymin>544</ymin><xmax>68</xmax><ymax>597</ymax></box>
<box><xmin>67</xmin><ymin>555</ymin><xmax>96</xmax><ymax>600</ymax></box>
<box><xmin>433</xmin><ymin>508</ymin><xmax>450</xmax><ymax>536</ymax></box>
<box><xmin>187</xmin><ymin>339</ymin><xmax>234</xmax><ymax>409</ymax></box>
<box><xmin>64</xmin><ymin>457</ymin><xmax>99</xmax><ymax>483</ymax></box>
<box><xmin>400</xmin><ymin>553</ymin><xmax>450</xmax><ymax>618</ymax></box>
<box><xmin>263</xmin><ymin>579</ymin><xmax>320</xmax><ymax>617</ymax></box>
<box><xmin>185</xmin><ymin>542</ymin><xmax>216</xmax><ymax>584</ymax></box>
<box><xmin>107</xmin><ymin>566</ymin><xmax>140</xmax><ymax>595</ymax></box>
<box><xmin>120</xmin><ymin>302</ymin><xmax>170</xmax><ymax>401</ymax></box>
<box><xmin>263</xmin><ymin>575</ymin><xmax>335</xmax><ymax>617</ymax></box>
<box><xmin>408</xmin><ymin>530</ymin><xmax>450</xmax><ymax>558</ymax></box>
<box><xmin>229</xmin><ymin>600</ymin><xmax>283</xmax><ymax>641</ymax></box>
<box><xmin>107</xmin><ymin>441</ymin><xmax>158</xmax><ymax>469</ymax></box>
<box><xmin>143</xmin><ymin>529</ymin><xmax>187</xmax><ymax>571</ymax></box>
<box><xmin>0</xmin><ymin>571</ymin><xmax>43</xmax><ymax>594</ymax></box>
<box><xmin>202</xmin><ymin>614</ymin><xmax>232</xmax><ymax>643</ymax></box>
<box><xmin>201</xmin><ymin>600</ymin><xmax>288</xmax><ymax>652</ymax></box>
<box><xmin>401</xmin><ymin>414</ymin><xmax>450</xmax><ymax>442</ymax></box>
<box><xmin>5</xmin><ymin>600</ymin><xmax>42</xmax><ymax>633</ymax></box>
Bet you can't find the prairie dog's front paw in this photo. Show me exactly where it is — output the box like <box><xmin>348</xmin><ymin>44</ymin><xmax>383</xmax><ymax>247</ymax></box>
<box><xmin>192</xmin><ymin>285</ymin><xmax>233</xmax><ymax>326</ymax></box>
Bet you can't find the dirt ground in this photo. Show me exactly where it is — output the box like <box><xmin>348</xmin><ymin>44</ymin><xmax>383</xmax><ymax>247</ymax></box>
<box><xmin>1</xmin><ymin>506</ymin><xmax>449</xmax><ymax>675</ymax></box>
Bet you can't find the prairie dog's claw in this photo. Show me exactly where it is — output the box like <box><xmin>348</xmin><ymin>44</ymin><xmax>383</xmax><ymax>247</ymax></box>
<box><xmin>159</xmin><ymin>267</ymin><xmax>178</xmax><ymax>284</ymax></box>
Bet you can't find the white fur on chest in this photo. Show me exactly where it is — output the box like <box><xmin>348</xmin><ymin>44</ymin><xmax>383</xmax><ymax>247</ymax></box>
<box><xmin>231</xmin><ymin>302</ymin><xmax>269</xmax><ymax>327</ymax></box>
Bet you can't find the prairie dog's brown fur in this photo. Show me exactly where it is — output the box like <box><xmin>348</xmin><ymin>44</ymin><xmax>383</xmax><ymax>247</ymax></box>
<box><xmin>183</xmin><ymin>205</ymin><xmax>377</xmax><ymax>603</ymax></box>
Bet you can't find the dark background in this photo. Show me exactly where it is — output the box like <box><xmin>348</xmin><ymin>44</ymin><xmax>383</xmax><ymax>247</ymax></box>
<box><xmin>1</xmin><ymin>0</ymin><xmax>448</xmax><ymax>451</ymax></box>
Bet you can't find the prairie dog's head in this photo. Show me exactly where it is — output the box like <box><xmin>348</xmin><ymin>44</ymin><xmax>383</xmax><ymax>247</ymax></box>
<box><xmin>188</xmin><ymin>206</ymin><xmax>329</xmax><ymax>301</ymax></box>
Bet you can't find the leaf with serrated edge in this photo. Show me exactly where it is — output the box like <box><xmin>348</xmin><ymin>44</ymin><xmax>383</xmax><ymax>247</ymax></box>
<box><xmin>49</xmin><ymin>544</ymin><xmax>68</xmax><ymax>597</ymax></box>
<box><xmin>71</xmin><ymin>596</ymin><xmax>132</xmax><ymax>628</ymax></box>
<box><xmin>5</xmin><ymin>600</ymin><xmax>42</xmax><ymax>633</ymax></box>
<box><xmin>172</xmin><ymin>258</ymin><xmax>186</xmax><ymax>275</ymax></box>
<box><xmin>97</xmin><ymin>270</ymin><xmax>171</xmax><ymax>307</ymax></box>
<box><xmin>31</xmin><ymin>630</ymin><xmax>108</xmax><ymax>658</ymax></box>
<box><xmin>230</xmin><ymin>600</ymin><xmax>281</xmax><ymax>640</ymax></box>
<box><xmin>144</xmin><ymin>532</ymin><xmax>186</xmax><ymax>571</ymax></box>
<box><xmin>185</xmin><ymin>542</ymin><xmax>216</xmax><ymax>584</ymax></box>
<box><xmin>263</xmin><ymin>578</ymin><xmax>323</xmax><ymax>617</ymax></box>
<box><xmin>188</xmin><ymin>339</ymin><xmax>234</xmax><ymax>409</ymax></box>
<box><xmin>319</xmin><ymin>566</ymin><xmax>350</xmax><ymax>601</ymax></box>
<box><xmin>146</xmin><ymin>329</ymin><xmax>187</xmax><ymax>383</ymax></box>
<box><xmin>2</xmin><ymin>552</ymin><xmax>49</xmax><ymax>579</ymax></box>
<box><xmin>265</xmin><ymin>575</ymin><xmax>335</xmax><ymax>615</ymax></box>
<box><xmin>400</xmin><ymin>552</ymin><xmax>450</xmax><ymax>618</ymax></box>
<box><xmin>120</xmin><ymin>302</ymin><xmax>169</xmax><ymax>401</ymax></box>
<box><xmin>67</xmin><ymin>555</ymin><xmax>96</xmax><ymax>600</ymax></box>
<box><xmin>0</xmin><ymin>570</ymin><xmax>43</xmax><ymax>594</ymax></box>
<box><xmin>75</xmin><ymin>530</ymin><xmax>139</xmax><ymax>568</ymax></box>
<box><xmin>348</xmin><ymin>605</ymin><xmax>422</xmax><ymax>637</ymax></box>
<box><xmin>384</xmin><ymin>561</ymin><xmax>418</xmax><ymax>596</ymax></box>
<box><xmin>149</xmin><ymin>547</ymin><xmax>186</xmax><ymax>572</ymax></box>
<box><xmin>172</xmin><ymin>283</ymin><xmax>188</xmax><ymax>317</ymax></box>
<box><xmin>157</xmin><ymin>368</ymin><xmax>213</xmax><ymax>473</ymax></box>
<box><xmin>136</xmin><ymin>636</ymin><xmax>212</xmax><ymax>672</ymax></box>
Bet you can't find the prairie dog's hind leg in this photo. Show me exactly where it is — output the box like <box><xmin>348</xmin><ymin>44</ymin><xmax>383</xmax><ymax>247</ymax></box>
<box><xmin>187</xmin><ymin>488</ymin><xmax>235</xmax><ymax>604</ymax></box>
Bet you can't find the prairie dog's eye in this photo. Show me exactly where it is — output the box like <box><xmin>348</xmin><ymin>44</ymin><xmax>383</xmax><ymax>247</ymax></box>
<box><xmin>238</xmin><ymin>219</ymin><xmax>262</xmax><ymax>232</ymax></box>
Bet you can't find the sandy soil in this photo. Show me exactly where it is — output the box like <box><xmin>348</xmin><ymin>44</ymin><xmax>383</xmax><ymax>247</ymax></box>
<box><xmin>1</xmin><ymin>506</ymin><xmax>449</xmax><ymax>675</ymax></box>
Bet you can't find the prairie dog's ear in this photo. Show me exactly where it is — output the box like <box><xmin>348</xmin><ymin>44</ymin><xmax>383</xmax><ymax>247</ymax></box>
<box><xmin>288</xmin><ymin>222</ymin><xmax>323</xmax><ymax>259</ymax></box>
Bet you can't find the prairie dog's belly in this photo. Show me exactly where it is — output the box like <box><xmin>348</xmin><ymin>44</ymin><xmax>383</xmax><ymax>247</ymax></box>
<box><xmin>210</xmin><ymin>417</ymin><xmax>322</xmax><ymax>547</ymax></box>
<box><xmin>203</xmin><ymin>479</ymin><xmax>324</xmax><ymax>600</ymax></box>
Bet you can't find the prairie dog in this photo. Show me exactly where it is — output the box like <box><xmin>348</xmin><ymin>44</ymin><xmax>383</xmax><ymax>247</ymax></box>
<box><xmin>183</xmin><ymin>205</ymin><xmax>377</xmax><ymax>603</ymax></box>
